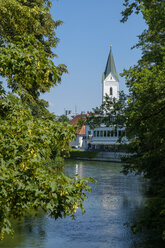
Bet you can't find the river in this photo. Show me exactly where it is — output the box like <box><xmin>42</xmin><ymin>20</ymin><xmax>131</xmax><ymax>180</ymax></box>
<box><xmin>0</xmin><ymin>160</ymin><xmax>147</xmax><ymax>248</ymax></box>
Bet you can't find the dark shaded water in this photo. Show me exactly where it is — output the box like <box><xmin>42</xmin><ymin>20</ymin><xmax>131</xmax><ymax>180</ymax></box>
<box><xmin>0</xmin><ymin>160</ymin><xmax>147</xmax><ymax>248</ymax></box>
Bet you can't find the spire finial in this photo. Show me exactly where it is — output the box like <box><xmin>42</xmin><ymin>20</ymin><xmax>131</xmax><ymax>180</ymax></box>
<box><xmin>110</xmin><ymin>44</ymin><xmax>112</xmax><ymax>48</ymax></box>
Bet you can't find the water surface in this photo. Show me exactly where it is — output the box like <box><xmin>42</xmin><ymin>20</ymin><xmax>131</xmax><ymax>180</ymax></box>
<box><xmin>1</xmin><ymin>160</ymin><xmax>146</xmax><ymax>248</ymax></box>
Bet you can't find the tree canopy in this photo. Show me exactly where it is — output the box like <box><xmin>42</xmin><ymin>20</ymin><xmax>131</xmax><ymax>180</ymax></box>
<box><xmin>119</xmin><ymin>0</ymin><xmax>165</xmax><ymax>243</ymax></box>
<box><xmin>0</xmin><ymin>0</ymin><xmax>67</xmax><ymax>117</ymax></box>
<box><xmin>0</xmin><ymin>0</ymin><xmax>94</xmax><ymax>239</ymax></box>
<box><xmin>120</xmin><ymin>1</ymin><xmax>165</xmax><ymax>242</ymax></box>
<box><xmin>58</xmin><ymin>114</ymin><xmax>70</xmax><ymax>124</ymax></box>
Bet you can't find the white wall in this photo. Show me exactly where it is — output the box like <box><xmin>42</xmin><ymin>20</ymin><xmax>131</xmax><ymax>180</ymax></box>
<box><xmin>70</xmin><ymin>135</ymin><xmax>85</xmax><ymax>148</ymax></box>
<box><xmin>102</xmin><ymin>73</ymin><xmax>119</xmax><ymax>101</ymax></box>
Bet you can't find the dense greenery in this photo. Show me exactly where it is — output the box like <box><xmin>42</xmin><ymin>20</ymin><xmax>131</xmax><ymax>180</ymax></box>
<box><xmin>88</xmin><ymin>0</ymin><xmax>165</xmax><ymax>243</ymax></box>
<box><xmin>86</xmin><ymin>92</ymin><xmax>127</xmax><ymax>131</ymax></box>
<box><xmin>70</xmin><ymin>151</ymin><xmax>98</xmax><ymax>159</ymax></box>
<box><xmin>0</xmin><ymin>0</ymin><xmax>94</xmax><ymax>239</ymax></box>
<box><xmin>0</xmin><ymin>94</ymin><xmax>94</xmax><ymax>239</ymax></box>
<box><xmin>58</xmin><ymin>114</ymin><xmax>70</xmax><ymax>124</ymax></box>
<box><xmin>0</xmin><ymin>0</ymin><xmax>67</xmax><ymax>117</ymax></box>
<box><xmin>121</xmin><ymin>0</ymin><xmax>165</xmax><ymax>243</ymax></box>
<box><xmin>77</xmin><ymin>118</ymin><xmax>86</xmax><ymax>129</ymax></box>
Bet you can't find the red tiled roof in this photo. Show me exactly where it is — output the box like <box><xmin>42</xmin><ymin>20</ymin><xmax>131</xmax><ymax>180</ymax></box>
<box><xmin>70</xmin><ymin>114</ymin><xmax>87</xmax><ymax>126</ymax></box>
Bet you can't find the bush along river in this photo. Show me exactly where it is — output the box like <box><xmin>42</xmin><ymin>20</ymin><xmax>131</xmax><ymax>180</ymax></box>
<box><xmin>1</xmin><ymin>160</ymin><xmax>151</xmax><ymax>248</ymax></box>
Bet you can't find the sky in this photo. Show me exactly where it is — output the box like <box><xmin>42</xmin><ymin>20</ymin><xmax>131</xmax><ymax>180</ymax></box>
<box><xmin>5</xmin><ymin>0</ymin><xmax>146</xmax><ymax>116</ymax></box>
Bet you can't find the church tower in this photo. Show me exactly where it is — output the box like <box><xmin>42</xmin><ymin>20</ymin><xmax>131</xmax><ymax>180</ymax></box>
<box><xmin>102</xmin><ymin>46</ymin><xmax>119</xmax><ymax>102</ymax></box>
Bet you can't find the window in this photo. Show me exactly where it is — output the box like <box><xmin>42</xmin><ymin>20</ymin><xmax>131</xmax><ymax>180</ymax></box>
<box><xmin>97</xmin><ymin>131</ymin><xmax>99</xmax><ymax>137</ymax></box>
<box><xmin>111</xmin><ymin>130</ymin><xmax>114</xmax><ymax>137</ymax></box>
<box><xmin>107</xmin><ymin>130</ymin><xmax>110</xmax><ymax>137</ymax></box>
<box><xmin>115</xmin><ymin>130</ymin><xmax>117</xmax><ymax>137</ymax></box>
<box><xmin>94</xmin><ymin>131</ymin><xmax>96</xmax><ymax>137</ymax></box>
<box><xmin>104</xmin><ymin>130</ymin><xmax>107</xmax><ymax>137</ymax></box>
<box><xmin>100</xmin><ymin>131</ymin><xmax>103</xmax><ymax>137</ymax></box>
<box><xmin>110</xmin><ymin>87</ymin><xmax>113</xmax><ymax>95</ymax></box>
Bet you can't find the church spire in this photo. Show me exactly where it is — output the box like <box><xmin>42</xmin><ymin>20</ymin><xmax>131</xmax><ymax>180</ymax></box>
<box><xmin>104</xmin><ymin>46</ymin><xmax>119</xmax><ymax>82</ymax></box>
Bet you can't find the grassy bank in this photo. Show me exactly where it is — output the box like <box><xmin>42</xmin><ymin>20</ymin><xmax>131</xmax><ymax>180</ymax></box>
<box><xmin>70</xmin><ymin>150</ymin><xmax>98</xmax><ymax>159</ymax></box>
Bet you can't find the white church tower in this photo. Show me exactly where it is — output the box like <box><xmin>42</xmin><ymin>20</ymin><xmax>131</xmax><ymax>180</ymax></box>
<box><xmin>102</xmin><ymin>46</ymin><xmax>119</xmax><ymax>102</ymax></box>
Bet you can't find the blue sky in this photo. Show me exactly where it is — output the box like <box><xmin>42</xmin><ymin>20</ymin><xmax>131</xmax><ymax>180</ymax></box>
<box><xmin>4</xmin><ymin>0</ymin><xmax>146</xmax><ymax>116</ymax></box>
<box><xmin>42</xmin><ymin>0</ymin><xmax>146</xmax><ymax>115</ymax></box>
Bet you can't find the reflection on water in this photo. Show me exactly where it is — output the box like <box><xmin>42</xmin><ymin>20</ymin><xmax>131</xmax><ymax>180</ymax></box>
<box><xmin>75</xmin><ymin>162</ymin><xmax>84</xmax><ymax>179</ymax></box>
<box><xmin>1</xmin><ymin>160</ymin><xmax>148</xmax><ymax>248</ymax></box>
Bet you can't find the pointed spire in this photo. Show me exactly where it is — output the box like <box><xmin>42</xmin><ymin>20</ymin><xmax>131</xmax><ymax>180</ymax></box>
<box><xmin>104</xmin><ymin>45</ymin><xmax>119</xmax><ymax>81</ymax></box>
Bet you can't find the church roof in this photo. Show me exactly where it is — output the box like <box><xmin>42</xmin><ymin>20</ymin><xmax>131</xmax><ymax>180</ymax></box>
<box><xmin>103</xmin><ymin>46</ymin><xmax>119</xmax><ymax>82</ymax></box>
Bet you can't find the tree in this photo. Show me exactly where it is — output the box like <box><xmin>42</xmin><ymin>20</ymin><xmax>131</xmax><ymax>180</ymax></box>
<box><xmin>58</xmin><ymin>114</ymin><xmax>70</xmax><ymax>124</ymax></box>
<box><xmin>77</xmin><ymin>118</ymin><xmax>86</xmax><ymax>129</ymax></box>
<box><xmin>0</xmin><ymin>0</ymin><xmax>67</xmax><ymax>117</ymax></box>
<box><xmin>86</xmin><ymin>92</ymin><xmax>127</xmax><ymax>130</ymax></box>
<box><xmin>0</xmin><ymin>94</ymin><xmax>94</xmax><ymax>239</ymax></box>
<box><xmin>0</xmin><ymin>0</ymin><xmax>94</xmax><ymax>239</ymax></box>
<box><xmin>121</xmin><ymin>0</ymin><xmax>165</xmax><ymax>243</ymax></box>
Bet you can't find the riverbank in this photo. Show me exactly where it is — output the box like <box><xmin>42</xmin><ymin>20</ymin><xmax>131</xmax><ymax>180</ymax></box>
<box><xmin>69</xmin><ymin>150</ymin><xmax>130</xmax><ymax>162</ymax></box>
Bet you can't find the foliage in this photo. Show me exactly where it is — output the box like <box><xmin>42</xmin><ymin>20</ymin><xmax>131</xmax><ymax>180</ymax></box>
<box><xmin>0</xmin><ymin>0</ymin><xmax>94</xmax><ymax>239</ymax></box>
<box><xmin>58</xmin><ymin>114</ymin><xmax>70</xmax><ymax>124</ymax></box>
<box><xmin>0</xmin><ymin>0</ymin><xmax>67</xmax><ymax>117</ymax></box>
<box><xmin>86</xmin><ymin>92</ymin><xmax>127</xmax><ymax>130</ymax></box>
<box><xmin>0</xmin><ymin>94</ymin><xmax>94</xmax><ymax>239</ymax></box>
<box><xmin>121</xmin><ymin>0</ymin><xmax>164</xmax><ymax>68</ymax></box>
<box><xmin>121</xmin><ymin>0</ymin><xmax>165</xmax><ymax>243</ymax></box>
<box><xmin>77</xmin><ymin>118</ymin><xmax>86</xmax><ymax>130</ymax></box>
<box><xmin>70</xmin><ymin>151</ymin><xmax>99</xmax><ymax>159</ymax></box>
